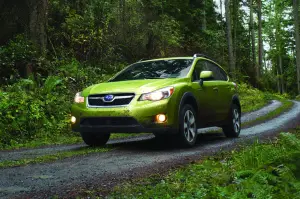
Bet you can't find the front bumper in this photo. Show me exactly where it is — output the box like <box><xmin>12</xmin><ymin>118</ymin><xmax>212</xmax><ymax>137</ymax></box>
<box><xmin>71</xmin><ymin>96</ymin><xmax>178</xmax><ymax>134</ymax></box>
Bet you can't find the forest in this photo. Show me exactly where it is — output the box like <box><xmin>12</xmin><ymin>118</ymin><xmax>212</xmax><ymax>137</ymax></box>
<box><xmin>0</xmin><ymin>0</ymin><xmax>299</xmax><ymax>147</ymax></box>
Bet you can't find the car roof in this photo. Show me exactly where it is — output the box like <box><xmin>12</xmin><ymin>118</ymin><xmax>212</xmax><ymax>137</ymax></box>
<box><xmin>139</xmin><ymin>57</ymin><xmax>194</xmax><ymax>63</ymax></box>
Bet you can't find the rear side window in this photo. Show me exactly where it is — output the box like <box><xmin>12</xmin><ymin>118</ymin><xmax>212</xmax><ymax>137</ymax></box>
<box><xmin>192</xmin><ymin>60</ymin><xmax>227</xmax><ymax>81</ymax></box>
<box><xmin>206</xmin><ymin>61</ymin><xmax>227</xmax><ymax>81</ymax></box>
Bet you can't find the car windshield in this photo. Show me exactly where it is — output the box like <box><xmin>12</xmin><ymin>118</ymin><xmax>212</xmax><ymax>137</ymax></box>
<box><xmin>109</xmin><ymin>59</ymin><xmax>193</xmax><ymax>82</ymax></box>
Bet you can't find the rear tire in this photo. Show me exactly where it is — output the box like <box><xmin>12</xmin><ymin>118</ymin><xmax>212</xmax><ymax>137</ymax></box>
<box><xmin>222</xmin><ymin>104</ymin><xmax>241</xmax><ymax>138</ymax></box>
<box><xmin>177</xmin><ymin>104</ymin><xmax>198</xmax><ymax>147</ymax></box>
<box><xmin>80</xmin><ymin>132</ymin><xmax>110</xmax><ymax>146</ymax></box>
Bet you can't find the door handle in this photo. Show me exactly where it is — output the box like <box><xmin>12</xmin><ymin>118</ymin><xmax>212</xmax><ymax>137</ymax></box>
<box><xmin>213</xmin><ymin>87</ymin><xmax>219</xmax><ymax>92</ymax></box>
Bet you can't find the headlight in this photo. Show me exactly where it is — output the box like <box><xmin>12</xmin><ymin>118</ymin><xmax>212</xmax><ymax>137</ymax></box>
<box><xmin>74</xmin><ymin>92</ymin><xmax>84</xmax><ymax>103</ymax></box>
<box><xmin>140</xmin><ymin>87</ymin><xmax>174</xmax><ymax>101</ymax></box>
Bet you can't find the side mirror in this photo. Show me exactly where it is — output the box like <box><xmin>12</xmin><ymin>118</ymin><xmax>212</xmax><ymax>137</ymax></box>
<box><xmin>199</xmin><ymin>71</ymin><xmax>213</xmax><ymax>86</ymax></box>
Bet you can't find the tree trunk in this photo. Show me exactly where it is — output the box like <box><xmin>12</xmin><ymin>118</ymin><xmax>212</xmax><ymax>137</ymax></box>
<box><xmin>202</xmin><ymin>0</ymin><xmax>207</xmax><ymax>31</ymax></box>
<box><xmin>220</xmin><ymin>0</ymin><xmax>223</xmax><ymax>19</ymax></box>
<box><xmin>250</xmin><ymin>0</ymin><xmax>257</xmax><ymax>77</ymax></box>
<box><xmin>276</xmin><ymin>68</ymin><xmax>281</xmax><ymax>93</ymax></box>
<box><xmin>26</xmin><ymin>0</ymin><xmax>48</xmax><ymax>54</ymax></box>
<box><xmin>279</xmin><ymin>54</ymin><xmax>285</xmax><ymax>93</ymax></box>
<box><xmin>257</xmin><ymin>0</ymin><xmax>263</xmax><ymax>77</ymax></box>
<box><xmin>225</xmin><ymin>0</ymin><xmax>236</xmax><ymax>77</ymax></box>
<box><xmin>293</xmin><ymin>0</ymin><xmax>300</xmax><ymax>95</ymax></box>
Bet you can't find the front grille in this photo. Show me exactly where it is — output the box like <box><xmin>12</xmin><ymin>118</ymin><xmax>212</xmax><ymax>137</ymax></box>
<box><xmin>80</xmin><ymin>117</ymin><xmax>139</xmax><ymax>126</ymax></box>
<box><xmin>88</xmin><ymin>93</ymin><xmax>135</xmax><ymax>107</ymax></box>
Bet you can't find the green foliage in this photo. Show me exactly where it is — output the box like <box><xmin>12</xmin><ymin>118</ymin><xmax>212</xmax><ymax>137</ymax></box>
<box><xmin>238</xmin><ymin>83</ymin><xmax>269</xmax><ymax>113</ymax></box>
<box><xmin>0</xmin><ymin>57</ymin><xmax>130</xmax><ymax>149</ymax></box>
<box><xmin>0</xmin><ymin>35</ymin><xmax>39</xmax><ymax>83</ymax></box>
<box><xmin>149</xmin><ymin>14</ymin><xmax>183</xmax><ymax>56</ymax></box>
<box><xmin>107</xmin><ymin>131</ymin><xmax>300</xmax><ymax>199</ymax></box>
<box><xmin>0</xmin><ymin>76</ymin><xmax>70</xmax><ymax>147</ymax></box>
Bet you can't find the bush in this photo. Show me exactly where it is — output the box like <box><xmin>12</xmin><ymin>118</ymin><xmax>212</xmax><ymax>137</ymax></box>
<box><xmin>238</xmin><ymin>83</ymin><xmax>269</xmax><ymax>113</ymax></box>
<box><xmin>0</xmin><ymin>76</ymin><xmax>70</xmax><ymax>147</ymax></box>
<box><xmin>0</xmin><ymin>54</ymin><xmax>125</xmax><ymax>148</ymax></box>
<box><xmin>0</xmin><ymin>35</ymin><xmax>39</xmax><ymax>83</ymax></box>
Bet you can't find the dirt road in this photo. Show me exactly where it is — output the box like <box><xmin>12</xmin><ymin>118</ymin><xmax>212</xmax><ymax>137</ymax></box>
<box><xmin>0</xmin><ymin>100</ymin><xmax>299</xmax><ymax>199</ymax></box>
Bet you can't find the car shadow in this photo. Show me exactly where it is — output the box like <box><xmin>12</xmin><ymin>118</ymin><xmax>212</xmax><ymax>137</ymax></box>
<box><xmin>67</xmin><ymin>132</ymin><xmax>229</xmax><ymax>154</ymax></box>
<box><xmin>107</xmin><ymin>132</ymin><xmax>228</xmax><ymax>152</ymax></box>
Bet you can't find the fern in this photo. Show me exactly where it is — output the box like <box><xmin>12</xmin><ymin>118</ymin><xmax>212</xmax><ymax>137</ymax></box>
<box><xmin>43</xmin><ymin>76</ymin><xmax>63</xmax><ymax>94</ymax></box>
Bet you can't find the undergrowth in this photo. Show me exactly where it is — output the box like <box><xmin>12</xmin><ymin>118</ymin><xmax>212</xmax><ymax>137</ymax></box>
<box><xmin>238</xmin><ymin>83</ymin><xmax>271</xmax><ymax>113</ymax></box>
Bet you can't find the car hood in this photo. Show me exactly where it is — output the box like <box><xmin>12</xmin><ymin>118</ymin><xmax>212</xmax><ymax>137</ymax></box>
<box><xmin>83</xmin><ymin>79</ymin><xmax>184</xmax><ymax>95</ymax></box>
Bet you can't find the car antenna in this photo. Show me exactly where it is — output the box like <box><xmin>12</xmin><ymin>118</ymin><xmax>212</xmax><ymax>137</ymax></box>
<box><xmin>193</xmin><ymin>53</ymin><xmax>216</xmax><ymax>62</ymax></box>
<box><xmin>193</xmin><ymin>53</ymin><xmax>210</xmax><ymax>59</ymax></box>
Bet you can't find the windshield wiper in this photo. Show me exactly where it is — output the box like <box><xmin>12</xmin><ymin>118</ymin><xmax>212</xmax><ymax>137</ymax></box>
<box><xmin>144</xmin><ymin>77</ymin><xmax>166</xmax><ymax>79</ymax></box>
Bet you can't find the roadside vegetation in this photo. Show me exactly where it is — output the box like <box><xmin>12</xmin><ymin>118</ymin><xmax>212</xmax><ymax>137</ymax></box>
<box><xmin>103</xmin><ymin>127</ymin><xmax>300</xmax><ymax>199</ymax></box>
<box><xmin>238</xmin><ymin>83</ymin><xmax>270</xmax><ymax>113</ymax></box>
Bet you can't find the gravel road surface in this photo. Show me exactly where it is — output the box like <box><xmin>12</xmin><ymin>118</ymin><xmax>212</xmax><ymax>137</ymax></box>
<box><xmin>0</xmin><ymin>100</ymin><xmax>299</xmax><ymax>199</ymax></box>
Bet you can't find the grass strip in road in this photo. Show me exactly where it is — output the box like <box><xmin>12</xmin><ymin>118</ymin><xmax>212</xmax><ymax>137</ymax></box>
<box><xmin>241</xmin><ymin>100</ymin><xmax>293</xmax><ymax>128</ymax></box>
<box><xmin>101</xmin><ymin>127</ymin><xmax>300</xmax><ymax>199</ymax></box>
<box><xmin>0</xmin><ymin>146</ymin><xmax>113</xmax><ymax>169</ymax></box>
<box><xmin>0</xmin><ymin>135</ymin><xmax>83</xmax><ymax>151</ymax></box>
<box><xmin>0</xmin><ymin>133</ymin><xmax>150</xmax><ymax>151</ymax></box>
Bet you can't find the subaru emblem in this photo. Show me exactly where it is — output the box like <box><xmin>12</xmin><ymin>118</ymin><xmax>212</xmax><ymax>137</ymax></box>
<box><xmin>103</xmin><ymin>95</ymin><xmax>114</xmax><ymax>102</ymax></box>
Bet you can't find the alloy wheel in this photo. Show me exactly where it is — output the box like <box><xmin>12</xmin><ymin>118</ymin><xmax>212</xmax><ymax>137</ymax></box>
<box><xmin>183</xmin><ymin>110</ymin><xmax>196</xmax><ymax>142</ymax></box>
<box><xmin>233</xmin><ymin>108</ymin><xmax>240</xmax><ymax>133</ymax></box>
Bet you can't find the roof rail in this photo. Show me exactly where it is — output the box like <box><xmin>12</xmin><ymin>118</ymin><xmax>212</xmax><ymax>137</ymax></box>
<box><xmin>193</xmin><ymin>53</ymin><xmax>211</xmax><ymax>59</ymax></box>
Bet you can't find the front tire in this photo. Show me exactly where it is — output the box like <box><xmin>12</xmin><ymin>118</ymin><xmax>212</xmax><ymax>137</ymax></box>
<box><xmin>177</xmin><ymin>104</ymin><xmax>198</xmax><ymax>147</ymax></box>
<box><xmin>80</xmin><ymin>132</ymin><xmax>110</xmax><ymax>147</ymax></box>
<box><xmin>222</xmin><ymin>104</ymin><xmax>241</xmax><ymax>138</ymax></box>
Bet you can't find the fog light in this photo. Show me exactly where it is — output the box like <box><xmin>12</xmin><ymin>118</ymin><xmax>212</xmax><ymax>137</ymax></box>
<box><xmin>156</xmin><ymin>114</ymin><xmax>167</xmax><ymax>123</ymax></box>
<box><xmin>71</xmin><ymin>116</ymin><xmax>76</xmax><ymax>124</ymax></box>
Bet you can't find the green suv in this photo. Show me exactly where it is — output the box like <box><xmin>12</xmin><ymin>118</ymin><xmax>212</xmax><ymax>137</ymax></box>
<box><xmin>71</xmin><ymin>54</ymin><xmax>241</xmax><ymax>147</ymax></box>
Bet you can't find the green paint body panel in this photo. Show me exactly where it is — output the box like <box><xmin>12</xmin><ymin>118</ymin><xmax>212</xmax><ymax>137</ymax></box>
<box><xmin>71</xmin><ymin>57</ymin><xmax>239</xmax><ymax>134</ymax></box>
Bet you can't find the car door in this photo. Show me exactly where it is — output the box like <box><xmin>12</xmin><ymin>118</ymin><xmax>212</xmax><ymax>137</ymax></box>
<box><xmin>205</xmin><ymin>61</ymin><xmax>231</xmax><ymax>121</ymax></box>
<box><xmin>190</xmin><ymin>59</ymin><xmax>218</xmax><ymax>125</ymax></box>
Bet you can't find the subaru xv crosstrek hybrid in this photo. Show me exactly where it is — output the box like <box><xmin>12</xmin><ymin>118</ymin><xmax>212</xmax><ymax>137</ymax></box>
<box><xmin>71</xmin><ymin>54</ymin><xmax>241</xmax><ymax>147</ymax></box>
